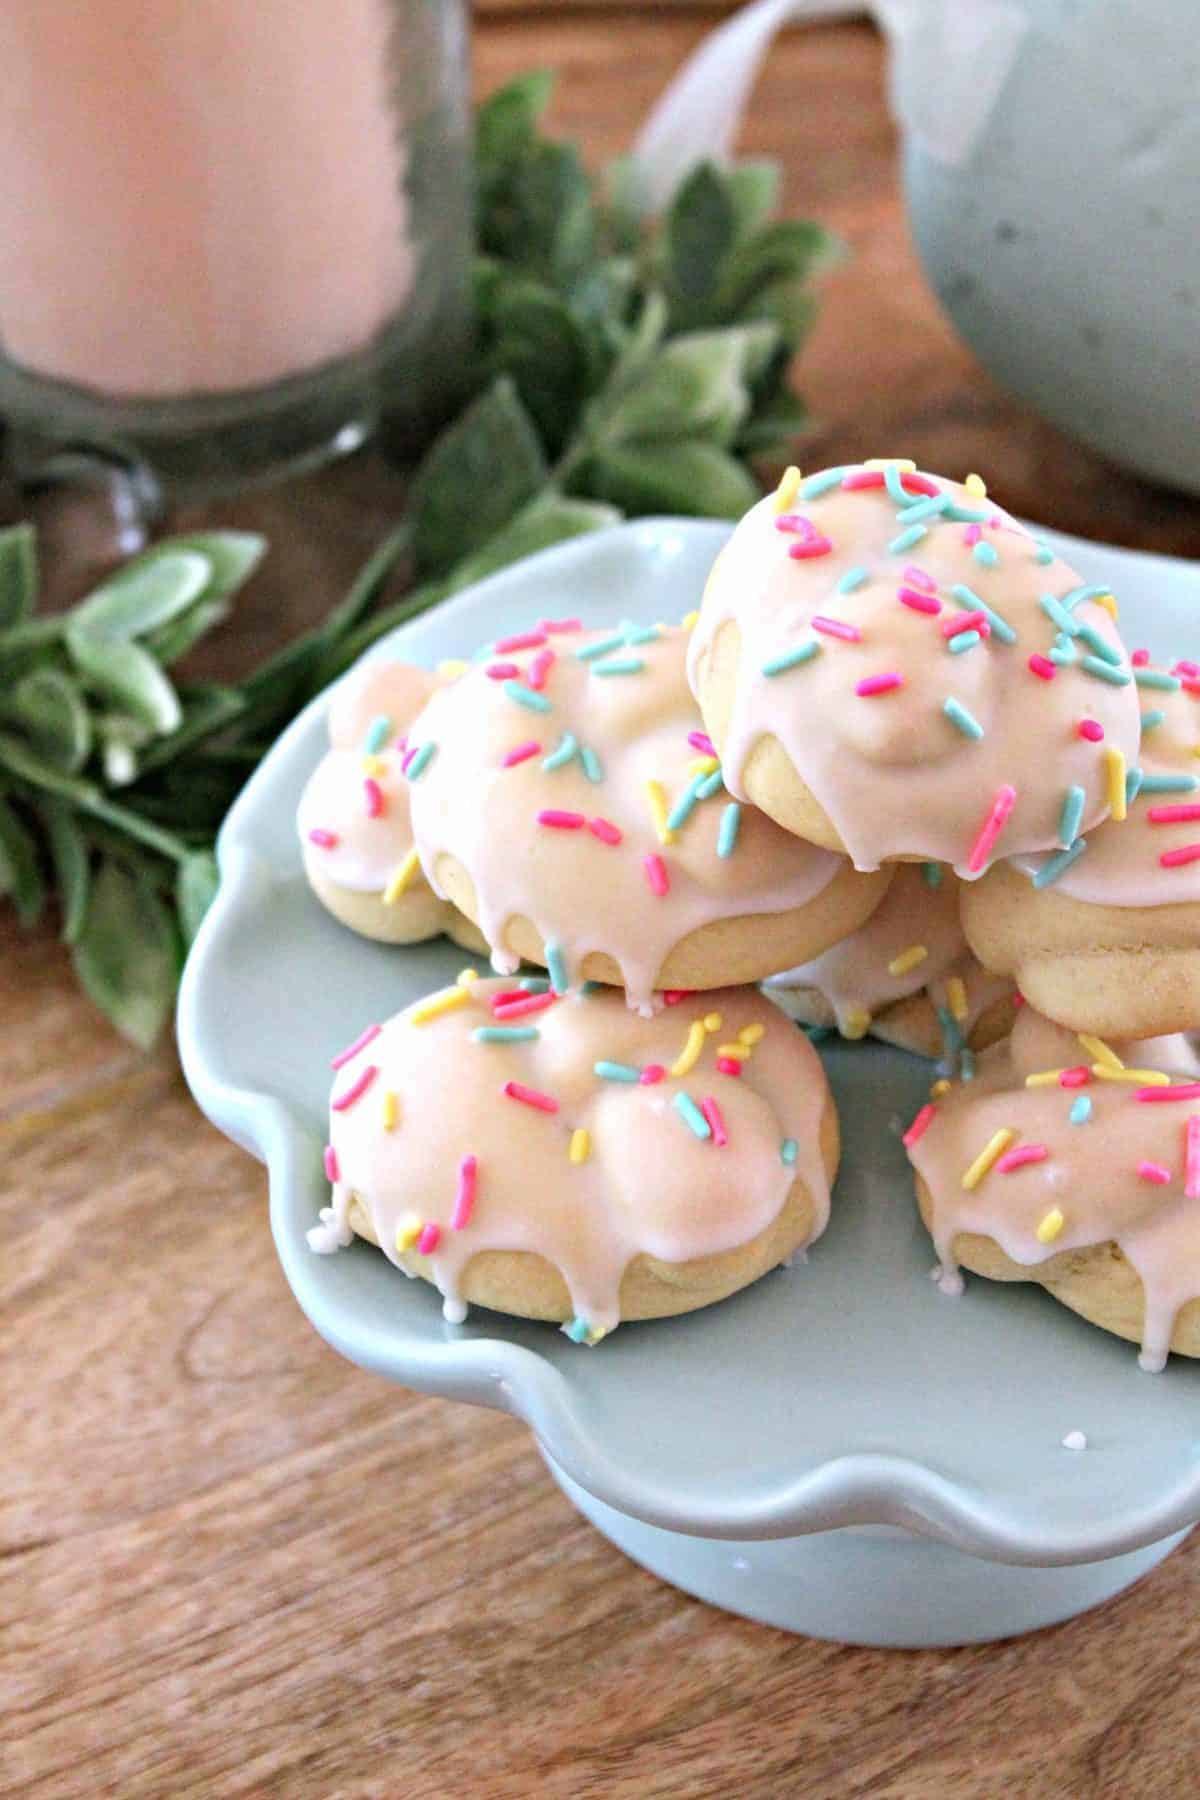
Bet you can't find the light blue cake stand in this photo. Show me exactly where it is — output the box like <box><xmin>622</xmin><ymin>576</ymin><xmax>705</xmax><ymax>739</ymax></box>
<box><xmin>179</xmin><ymin>519</ymin><xmax>1200</xmax><ymax>1646</ymax></box>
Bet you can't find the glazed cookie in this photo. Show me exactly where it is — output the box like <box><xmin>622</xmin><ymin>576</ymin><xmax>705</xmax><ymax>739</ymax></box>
<box><xmin>688</xmin><ymin>460</ymin><xmax>1142</xmax><ymax>876</ymax></box>
<box><xmin>297</xmin><ymin>655</ymin><xmax>485</xmax><ymax>949</ymax></box>
<box><xmin>308</xmin><ymin>975</ymin><xmax>838</xmax><ymax>1341</ymax></box>
<box><xmin>764</xmin><ymin>862</ymin><xmax>1015</xmax><ymax>1061</ymax></box>
<box><xmin>963</xmin><ymin>656</ymin><xmax>1200</xmax><ymax>1037</ymax></box>
<box><xmin>905</xmin><ymin>1003</ymin><xmax>1200</xmax><ymax>1369</ymax></box>
<box><xmin>405</xmin><ymin>620</ymin><xmax>892</xmax><ymax>1009</ymax></box>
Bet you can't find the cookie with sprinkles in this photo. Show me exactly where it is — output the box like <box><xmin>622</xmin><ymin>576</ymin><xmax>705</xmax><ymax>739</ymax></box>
<box><xmin>309</xmin><ymin>977</ymin><xmax>838</xmax><ymax>1339</ymax></box>
<box><xmin>764</xmin><ymin>862</ymin><xmax>1016</xmax><ymax>1059</ymax></box>
<box><xmin>687</xmin><ymin>460</ymin><xmax>1142</xmax><ymax>877</ymax></box>
<box><xmin>297</xmin><ymin>656</ymin><xmax>488</xmax><ymax>949</ymax></box>
<box><xmin>405</xmin><ymin>620</ymin><xmax>891</xmax><ymax>1010</ymax></box>
<box><xmin>905</xmin><ymin>1003</ymin><xmax>1200</xmax><ymax>1370</ymax></box>
<box><xmin>963</xmin><ymin>657</ymin><xmax>1200</xmax><ymax>1037</ymax></box>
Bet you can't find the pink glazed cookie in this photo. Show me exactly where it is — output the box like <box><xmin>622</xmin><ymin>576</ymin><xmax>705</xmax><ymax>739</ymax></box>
<box><xmin>687</xmin><ymin>461</ymin><xmax>1142</xmax><ymax>877</ymax></box>
<box><xmin>308</xmin><ymin>976</ymin><xmax>838</xmax><ymax>1341</ymax></box>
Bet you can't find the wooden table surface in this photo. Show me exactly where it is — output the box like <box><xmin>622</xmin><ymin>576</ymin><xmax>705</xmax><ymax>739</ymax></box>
<box><xmin>6</xmin><ymin>12</ymin><xmax>1200</xmax><ymax>1798</ymax></box>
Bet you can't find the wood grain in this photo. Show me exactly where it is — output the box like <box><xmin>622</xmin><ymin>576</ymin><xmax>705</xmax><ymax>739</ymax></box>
<box><xmin>6</xmin><ymin>14</ymin><xmax>1200</xmax><ymax>1798</ymax></box>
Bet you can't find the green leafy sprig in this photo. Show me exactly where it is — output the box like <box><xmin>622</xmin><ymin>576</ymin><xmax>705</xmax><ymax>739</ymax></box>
<box><xmin>0</xmin><ymin>73</ymin><xmax>838</xmax><ymax>1045</ymax></box>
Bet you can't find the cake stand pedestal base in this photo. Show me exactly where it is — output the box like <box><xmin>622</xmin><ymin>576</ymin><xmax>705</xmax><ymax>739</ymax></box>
<box><xmin>544</xmin><ymin>1455</ymin><xmax>1189</xmax><ymax>1647</ymax></box>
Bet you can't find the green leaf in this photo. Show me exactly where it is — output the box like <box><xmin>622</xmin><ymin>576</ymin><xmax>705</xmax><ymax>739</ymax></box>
<box><xmin>715</xmin><ymin>220</ymin><xmax>843</xmax><ymax>317</ymax></box>
<box><xmin>726</xmin><ymin>162</ymin><xmax>781</xmax><ymax>244</ymax></box>
<box><xmin>479</xmin><ymin>139</ymin><xmax>595</xmax><ymax>285</ymax></box>
<box><xmin>475</xmin><ymin>70</ymin><xmax>555</xmax><ymax>170</ymax></box>
<box><xmin>446</xmin><ymin>488</ymin><xmax>621</xmax><ymax>594</ymax></box>
<box><xmin>601</xmin><ymin>326</ymin><xmax>777</xmax><ymax>449</ymax></box>
<box><xmin>39</xmin><ymin>798</ymin><xmax>90</xmax><ymax>943</ymax></box>
<box><xmin>666</xmin><ymin>164</ymin><xmax>736</xmax><ymax>310</ymax></box>
<box><xmin>131</xmin><ymin>685</ymin><xmax>246</xmax><ymax>775</ymax></box>
<box><xmin>408</xmin><ymin>376</ymin><xmax>547</xmax><ymax>578</ymax></box>
<box><xmin>484</xmin><ymin>276</ymin><xmax>590</xmax><ymax>454</ymax></box>
<box><xmin>4</xmin><ymin>667</ymin><xmax>92</xmax><ymax>771</ymax></box>
<box><xmin>176</xmin><ymin>850</ymin><xmax>219</xmax><ymax>947</ymax></box>
<box><xmin>577</xmin><ymin>440</ymin><xmax>759</xmax><ymax>519</ymax></box>
<box><xmin>741</xmin><ymin>276</ymin><xmax>819</xmax><ymax>352</ymax></box>
<box><xmin>157</xmin><ymin>531</ymin><xmax>266</xmax><ymax>605</ymax></box>
<box><xmin>736</xmin><ymin>386</ymin><xmax>810</xmax><ymax>457</ymax></box>
<box><xmin>65</xmin><ymin>627</ymin><xmax>183</xmax><ymax>734</ymax></box>
<box><xmin>0</xmin><ymin>792</ymin><xmax>45</xmax><ymax>927</ymax></box>
<box><xmin>70</xmin><ymin>548</ymin><xmax>212</xmax><ymax>640</ymax></box>
<box><xmin>141</xmin><ymin>597</ymin><xmax>231</xmax><ymax>667</ymax></box>
<box><xmin>600</xmin><ymin>155</ymin><xmax>647</xmax><ymax>255</ymax></box>
<box><xmin>96</xmin><ymin>713</ymin><xmax>153</xmax><ymax>786</ymax></box>
<box><xmin>72</xmin><ymin>858</ymin><xmax>179</xmax><ymax>1049</ymax></box>
<box><xmin>0</xmin><ymin>523</ymin><xmax>37</xmax><ymax>628</ymax></box>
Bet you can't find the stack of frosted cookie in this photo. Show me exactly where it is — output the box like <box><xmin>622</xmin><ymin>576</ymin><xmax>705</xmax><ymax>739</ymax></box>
<box><xmin>298</xmin><ymin>457</ymin><xmax>1200</xmax><ymax>1368</ymax></box>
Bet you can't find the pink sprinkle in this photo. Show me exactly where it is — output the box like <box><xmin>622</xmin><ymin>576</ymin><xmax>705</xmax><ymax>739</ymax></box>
<box><xmin>1138</xmin><ymin>1084</ymin><xmax>1200</xmax><ymax>1102</ymax></box>
<box><xmin>903</xmin><ymin>565</ymin><xmax>936</xmax><ymax>592</ymax></box>
<box><xmin>962</xmin><ymin>522</ymin><xmax>983</xmax><ymax>547</ymax></box>
<box><xmin>538</xmin><ymin>809</ymin><xmax>585</xmax><ymax>830</ymax></box>
<box><xmin>996</xmin><ymin>1144</ymin><xmax>1049</xmax><ymax>1173</ymax></box>
<box><xmin>527</xmin><ymin>648</ymin><xmax>556</xmax><ymax>690</ymax></box>
<box><xmin>363</xmin><ymin>776</ymin><xmax>384</xmax><ymax>818</ymax></box>
<box><xmin>1131</xmin><ymin>648</ymin><xmax>1150</xmax><ymax>667</ymax></box>
<box><xmin>856</xmin><ymin>672</ymin><xmax>905</xmax><ymax>697</ymax></box>
<box><xmin>941</xmin><ymin>610</ymin><xmax>989</xmax><ymax>638</ymax></box>
<box><xmin>716</xmin><ymin>1056</ymin><xmax>743</xmax><ymax>1077</ymax></box>
<box><xmin>1028</xmin><ymin>654</ymin><xmax>1057</xmax><ymax>681</ymax></box>
<box><xmin>1160</xmin><ymin>844</ymin><xmax>1200</xmax><ymax>868</ymax></box>
<box><xmin>332</xmin><ymin>1023</ymin><xmax>382</xmax><ymax>1069</ymax></box>
<box><xmin>588</xmin><ymin>816</ymin><xmax>623</xmax><ymax>846</ymax></box>
<box><xmin>494</xmin><ymin>630</ymin><xmax>547</xmax><ymax>654</ymax></box>
<box><xmin>395</xmin><ymin>735</ymin><xmax>408</xmax><ymax>755</ymax></box>
<box><xmin>700</xmin><ymin>1097</ymin><xmax>728</xmax><ymax>1147</ymax></box>
<box><xmin>502</xmin><ymin>1079</ymin><xmax>559</xmax><ymax>1114</ymax></box>
<box><xmin>486</xmin><ymin>662</ymin><xmax>522</xmax><ymax>680</ymax></box>
<box><xmin>490</xmin><ymin>989</ymin><xmax>528</xmax><ymax>1008</ymax></box>
<box><xmin>902</xmin><ymin>1103</ymin><xmax>936</xmax><ymax>1148</ymax></box>
<box><xmin>492</xmin><ymin>993</ymin><xmax>559</xmax><ymax>1021</ymax></box>
<box><xmin>639</xmin><ymin>1064</ymin><xmax>666</xmax><ymax>1085</ymax></box>
<box><xmin>812</xmin><ymin>615</ymin><xmax>862</xmax><ymax>642</ymax></box>
<box><xmin>966</xmin><ymin>784</ymin><xmax>1017</xmax><ymax>874</ymax></box>
<box><xmin>643</xmin><ymin>853</ymin><xmax>670</xmax><ymax>897</ymax></box>
<box><xmin>898</xmin><ymin>586</ymin><xmax>942</xmax><ymax>616</ymax></box>
<box><xmin>1138</xmin><ymin>1160</ymin><xmax>1172</xmax><ymax>1185</ymax></box>
<box><xmin>662</xmin><ymin>990</ymin><xmax>693</xmax><ymax>1006</ymax></box>
<box><xmin>1013</xmin><ymin>990</ymin><xmax>1026</xmax><ymax>1008</ymax></box>
<box><xmin>332</xmin><ymin>1064</ymin><xmax>378</xmax><ymax>1112</ymax></box>
<box><xmin>1175</xmin><ymin>659</ymin><xmax>1200</xmax><ymax>677</ymax></box>
<box><xmin>1078</xmin><ymin>719</ymin><xmax>1104</xmax><ymax>742</ymax></box>
<box><xmin>416</xmin><ymin>1223</ymin><xmax>442</xmax><ymax>1255</ymax></box>
<box><xmin>308</xmin><ymin>828</ymin><xmax>339</xmax><ymax>849</ymax></box>
<box><xmin>1148</xmin><ymin>803</ymin><xmax>1200</xmax><ymax>824</ymax></box>
<box><xmin>1059</xmin><ymin>1067</ymin><xmax>1092</xmax><ymax>1089</ymax></box>
<box><xmin>502</xmin><ymin>741</ymin><xmax>541</xmax><ymax>768</ymax></box>
<box><xmin>687</xmin><ymin>731</ymin><xmax>716</xmax><ymax>756</ymax></box>
<box><xmin>840</xmin><ymin>470</ymin><xmax>886</xmax><ymax>491</ymax></box>
<box><xmin>401</xmin><ymin>744</ymin><xmax>418</xmax><ymax>775</ymax></box>
<box><xmin>323</xmin><ymin>1144</ymin><xmax>340</xmax><ymax>1183</ymax></box>
<box><xmin>452</xmin><ymin>1154</ymin><xmax>478</xmax><ymax>1230</ymax></box>
<box><xmin>539</xmin><ymin>616</ymin><xmax>582</xmax><ymax>634</ymax></box>
<box><xmin>788</xmin><ymin>536</ymin><xmax>834</xmax><ymax>561</ymax></box>
<box><xmin>1186</xmin><ymin>1118</ymin><xmax>1200</xmax><ymax>1201</ymax></box>
<box><xmin>1180</xmin><ymin>677</ymin><xmax>1200</xmax><ymax>695</ymax></box>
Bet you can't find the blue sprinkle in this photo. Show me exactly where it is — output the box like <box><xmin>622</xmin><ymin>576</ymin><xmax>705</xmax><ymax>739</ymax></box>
<box><xmin>1134</xmin><ymin>668</ymin><xmax>1182</xmax><ymax>692</ymax></box>
<box><xmin>564</xmin><ymin>1316</ymin><xmax>592</xmax><ymax>1344</ymax></box>
<box><xmin>1039</xmin><ymin>593</ymin><xmax>1080</xmax><ymax>636</ymax></box>
<box><xmin>576</xmin><ymin>633</ymin><xmax>626</xmax><ymax>662</ymax></box>
<box><xmin>897</xmin><ymin>494</ymin><xmax>950</xmax><ymax>524</ymax></box>
<box><xmin>1032</xmin><ymin>838</ymin><xmax>1088</xmax><ymax>888</ymax></box>
<box><xmin>474</xmin><ymin>1026</ymin><xmax>540</xmax><ymax>1043</ymax></box>
<box><xmin>1080</xmin><ymin>656</ymin><xmax>1131</xmax><ymax>686</ymax></box>
<box><xmin>1139</xmin><ymin>772</ymin><xmax>1198</xmax><ymax>794</ymax></box>
<box><xmin>950</xmin><ymin>583</ymin><xmax>1016</xmax><ymax>644</ymax></box>
<box><xmin>594</xmin><ymin>1060</ymin><xmax>640</xmax><ymax>1083</ymax></box>
<box><xmin>948</xmin><ymin>629</ymin><xmax>982</xmax><ymax>654</ymax></box>
<box><xmin>885</xmin><ymin>464</ymin><xmax>917</xmax><ymax>505</ymax></box>
<box><xmin>937</xmin><ymin>1007</ymin><xmax>963</xmax><ymax>1056</ymax></box>
<box><xmin>1070</xmin><ymin>1095</ymin><xmax>1093</xmax><ymax>1125</ymax></box>
<box><xmin>762</xmin><ymin>639</ymin><xmax>821</xmax><ymax>676</ymax></box>
<box><xmin>717</xmin><ymin>802</ymin><xmax>741</xmax><ymax>858</ymax></box>
<box><xmin>504</xmin><ymin>680</ymin><xmax>552</xmax><ymax>712</ymax></box>
<box><xmin>889</xmin><ymin>524</ymin><xmax>928</xmax><ymax>554</ymax></box>
<box><xmin>1049</xmin><ymin>638</ymin><xmax>1077</xmax><ymax>666</ymax></box>
<box><xmin>943</xmin><ymin>697</ymin><xmax>984</xmax><ymax>739</ymax></box>
<box><xmin>580</xmin><ymin>746</ymin><xmax>603</xmax><ymax>783</ymax></box>
<box><xmin>1141</xmin><ymin>709</ymin><xmax>1166</xmax><ymax>732</ymax></box>
<box><xmin>837</xmin><ymin>565</ymin><xmax>870</xmax><ymax>594</ymax></box>
<box><xmin>972</xmin><ymin>541</ymin><xmax>1000</xmax><ymax>568</ymax></box>
<box><xmin>363</xmin><ymin>714</ymin><xmax>393</xmax><ymax>754</ymax></box>
<box><xmin>1126</xmin><ymin>767</ymin><xmax>1144</xmax><ymax>806</ymax></box>
<box><xmin>697</xmin><ymin>768</ymin><xmax>724</xmax><ymax>799</ymax></box>
<box><xmin>667</xmin><ymin>774</ymin><xmax>706</xmax><ymax>833</ymax></box>
<box><xmin>922</xmin><ymin>861</ymin><xmax>944</xmax><ymax>888</ymax></box>
<box><xmin>580</xmin><ymin>980</ymin><xmax>604</xmax><ymax>995</ymax></box>
<box><xmin>780</xmin><ymin>1137</ymin><xmax>799</xmax><ymax>1166</ymax></box>
<box><xmin>621</xmin><ymin>623</ymin><xmax>661</xmax><ymax>647</ymax></box>
<box><xmin>543</xmin><ymin>732</ymin><xmax>579</xmax><ymax>771</ymax></box>
<box><xmin>960</xmin><ymin>1048</ymin><xmax>976</xmax><ymax>1082</ymax></box>
<box><xmin>674</xmin><ymin>1091</ymin><xmax>711</xmax><ymax>1139</ymax></box>
<box><xmin>1059</xmin><ymin>784</ymin><xmax>1086</xmax><ymax>848</ymax></box>
<box><xmin>520</xmin><ymin>977</ymin><xmax>551</xmax><ymax>991</ymax></box>
<box><xmin>801</xmin><ymin>467</ymin><xmax>849</xmax><ymax>498</ymax></box>
<box><xmin>1062</xmin><ymin>584</ymin><xmax>1115</xmax><ymax>612</ymax></box>
<box><xmin>1034</xmin><ymin>543</ymin><xmax>1055</xmax><ymax>565</ymax></box>
<box><xmin>1076</xmin><ymin>622</ymin><xmax>1121</xmax><ymax>666</ymax></box>
<box><xmin>406</xmin><ymin>742</ymin><xmax>437</xmax><ymax>780</ymax></box>
<box><xmin>941</xmin><ymin>502</ymin><xmax>989</xmax><ymax>523</ymax></box>
<box><xmin>592</xmin><ymin>657</ymin><xmax>644</xmax><ymax>676</ymax></box>
<box><xmin>545</xmin><ymin>939</ymin><xmax>568</xmax><ymax>994</ymax></box>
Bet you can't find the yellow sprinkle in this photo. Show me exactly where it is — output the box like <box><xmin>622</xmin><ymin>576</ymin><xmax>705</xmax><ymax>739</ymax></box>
<box><xmin>670</xmin><ymin>1020</ymin><xmax>708</xmax><ymax>1078</ymax></box>
<box><xmin>1092</xmin><ymin>592</ymin><xmax>1118</xmax><ymax>621</ymax></box>
<box><xmin>946</xmin><ymin>976</ymin><xmax>969</xmax><ymax>1025</ymax></box>
<box><xmin>361</xmin><ymin>754</ymin><xmax>387</xmax><ymax>777</ymax></box>
<box><xmin>930</xmin><ymin>1079</ymin><xmax>951</xmax><ymax>1097</ymax></box>
<box><xmin>738</xmin><ymin>1022</ymin><xmax>765</xmax><ymax>1045</ymax></box>
<box><xmin>964</xmin><ymin>472</ymin><xmax>987</xmax><ymax>498</ymax></box>
<box><xmin>962</xmin><ymin>1128</ymin><xmax>1016</xmax><ymax>1191</ymax></box>
<box><xmin>866</xmin><ymin>456</ymin><xmax>915</xmax><ymax>471</ymax></box>
<box><xmin>410</xmin><ymin>985</ymin><xmax>472</xmax><ymax>1027</ymax></box>
<box><xmin>716</xmin><ymin>1043</ymin><xmax>749</xmax><ymax>1061</ymax></box>
<box><xmin>457</xmin><ymin>968</ymin><xmax>479</xmax><ymax>987</ymax></box>
<box><xmin>888</xmin><ymin>943</ymin><xmax>929</xmax><ymax>978</ymax></box>
<box><xmin>704</xmin><ymin>1012</ymin><xmax>723</xmax><ymax>1033</ymax></box>
<box><xmin>436</xmin><ymin>657</ymin><xmax>469</xmax><ymax>679</ymax></box>
<box><xmin>1103</xmin><ymin>746</ymin><xmax>1127</xmax><ymax>823</ymax></box>
<box><xmin>1024</xmin><ymin>1069</ymin><xmax>1066</xmax><ymax>1088</ymax></box>
<box><xmin>645</xmin><ymin>779</ymin><xmax>674</xmax><ymax>846</ymax></box>
<box><xmin>842</xmin><ymin>1008</ymin><xmax>872</xmax><ymax>1040</ymax></box>
<box><xmin>1092</xmin><ymin>1065</ymin><xmax>1170</xmax><ymax>1086</ymax></box>
<box><xmin>395</xmin><ymin>1213</ymin><xmax>422</xmax><ymax>1252</ymax></box>
<box><xmin>568</xmin><ymin>1128</ymin><xmax>591</xmax><ymax>1165</ymax></box>
<box><xmin>688</xmin><ymin>755</ymin><xmax>720</xmax><ymax>777</ymax></box>
<box><xmin>1079</xmin><ymin>1033</ymin><xmax>1123</xmax><ymax>1070</ymax></box>
<box><xmin>383</xmin><ymin>848</ymin><xmax>421</xmax><ymax>905</ymax></box>
<box><xmin>681</xmin><ymin>609</ymin><xmax>699</xmax><ymax>631</ymax></box>
<box><xmin>773</xmin><ymin>464</ymin><xmax>802</xmax><ymax>513</ymax></box>
<box><xmin>382</xmin><ymin>1090</ymin><xmax>399</xmax><ymax>1131</ymax></box>
<box><xmin>1036</xmin><ymin>1207</ymin><xmax>1065</xmax><ymax>1244</ymax></box>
